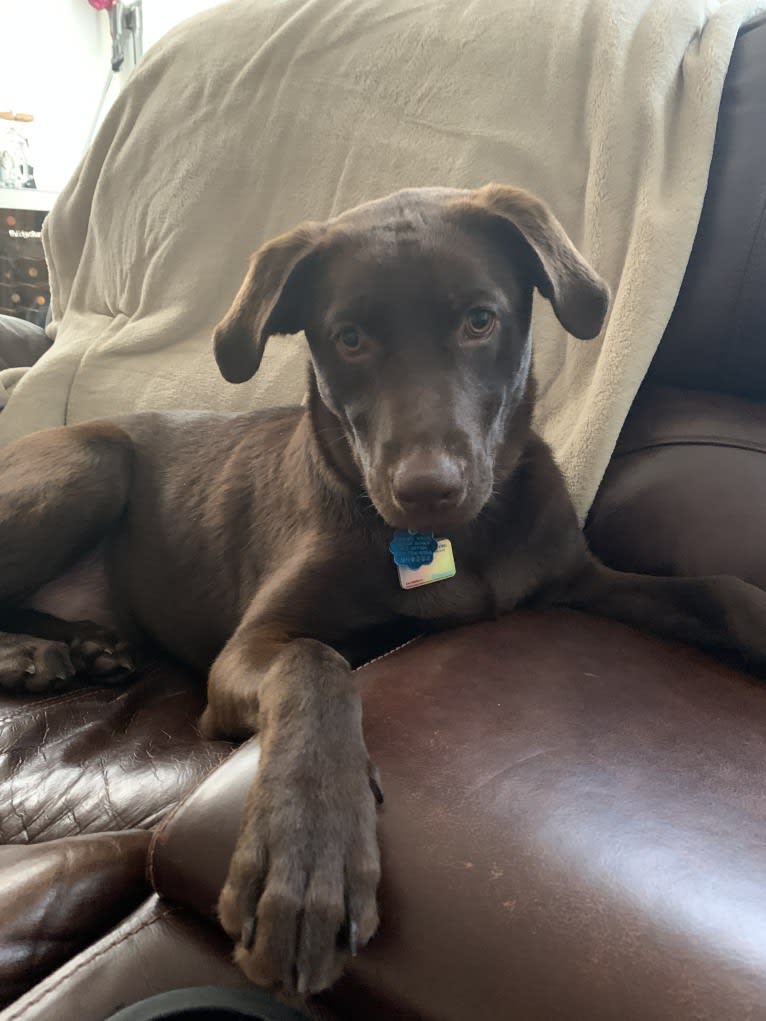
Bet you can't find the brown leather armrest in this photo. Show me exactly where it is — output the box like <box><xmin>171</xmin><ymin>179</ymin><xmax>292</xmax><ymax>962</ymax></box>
<box><xmin>149</xmin><ymin>612</ymin><xmax>766</xmax><ymax>1021</ymax></box>
<box><xmin>0</xmin><ymin>897</ymin><xmax>250</xmax><ymax>1021</ymax></box>
<box><xmin>0</xmin><ymin>831</ymin><xmax>150</xmax><ymax>1008</ymax></box>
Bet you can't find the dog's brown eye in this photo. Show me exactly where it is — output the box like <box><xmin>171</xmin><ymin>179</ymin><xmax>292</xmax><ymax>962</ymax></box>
<box><xmin>336</xmin><ymin>327</ymin><xmax>366</xmax><ymax>358</ymax></box>
<box><xmin>463</xmin><ymin>308</ymin><xmax>496</xmax><ymax>341</ymax></box>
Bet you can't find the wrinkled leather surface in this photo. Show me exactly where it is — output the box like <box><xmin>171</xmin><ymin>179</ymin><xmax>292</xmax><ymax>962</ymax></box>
<box><xmin>151</xmin><ymin>612</ymin><xmax>766</xmax><ymax>1021</ymax></box>
<box><xmin>649</xmin><ymin>14</ymin><xmax>766</xmax><ymax>399</ymax></box>
<box><xmin>0</xmin><ymin>656</ymin><xmax>232</xmax><ymax>843</ymax></box>
<box><xmin>587</xmin><ymin>384</ymin><xmax>766</xmax><ymax>584</ymax></box>
<box><xmin>0</xmin><ymin>831</ymin><xmax>150</xmax><ymax>1009</ymax></box>
<box><xmin>0</xmin><ymin>897</ymin><xmax>251</xmax><ymax>1021</ymax></box>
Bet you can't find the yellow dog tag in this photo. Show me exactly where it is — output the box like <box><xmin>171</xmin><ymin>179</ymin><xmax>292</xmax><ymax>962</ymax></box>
<box><xmin>395</xmin><ymin>538</ymin><xmax>456</xmax><ymax>590</ymax></box>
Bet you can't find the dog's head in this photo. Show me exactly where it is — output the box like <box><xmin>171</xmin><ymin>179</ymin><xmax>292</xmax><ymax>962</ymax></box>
<box><xmin>214</xmin><ymin>184</ymin><xmax>609</xmax><ymax>532</ymax></box>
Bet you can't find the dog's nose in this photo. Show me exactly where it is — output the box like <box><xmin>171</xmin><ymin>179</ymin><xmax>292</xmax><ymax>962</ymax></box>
<box><xmin>392</xmin><ymin>452</ymin><xmax>464</xmax><ymax>519</ymax></box>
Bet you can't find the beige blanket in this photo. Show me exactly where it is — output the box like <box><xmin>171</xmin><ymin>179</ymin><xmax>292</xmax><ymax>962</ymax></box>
<box><xmin>1</xmin><ymin>0</ymin><xmax>763</xmax><ymax>517</ymax></box>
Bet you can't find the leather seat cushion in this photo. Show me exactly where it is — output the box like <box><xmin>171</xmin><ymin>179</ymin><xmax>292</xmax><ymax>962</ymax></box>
<box><xmin>0</xmin><ymin>655</ymin><xmax>232</xmax><ymax>844</ymax></box>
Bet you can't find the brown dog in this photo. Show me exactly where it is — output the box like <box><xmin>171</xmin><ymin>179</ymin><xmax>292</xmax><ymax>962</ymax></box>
<box><xmin>1</xmin><ymin>184</ymin><xmax>766</xmax><ymax>995</ymax></box>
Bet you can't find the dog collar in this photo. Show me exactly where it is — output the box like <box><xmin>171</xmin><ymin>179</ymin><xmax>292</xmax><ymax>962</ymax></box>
<box><xmin>389</xmin><ymin>530</ymin><xmax>456</xmax><ymax>590</ymax></box>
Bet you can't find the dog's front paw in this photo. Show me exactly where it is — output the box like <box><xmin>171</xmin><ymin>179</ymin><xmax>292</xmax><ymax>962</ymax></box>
<box><xmin>219</xmin><ymin>755</ymin><xmax>382</xmax><ymax>995</ymax></box>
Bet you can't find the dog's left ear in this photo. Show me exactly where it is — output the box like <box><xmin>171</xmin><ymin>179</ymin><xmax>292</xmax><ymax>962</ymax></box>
<box><xmin>214</xmin><ymin>223</ymin><xmax>324</xmax><ymax>383</ymax></box>
<box><xmin>451</xmin><ymin>183</ymin><xmax>610</xmax><ymax>339</ymax></box>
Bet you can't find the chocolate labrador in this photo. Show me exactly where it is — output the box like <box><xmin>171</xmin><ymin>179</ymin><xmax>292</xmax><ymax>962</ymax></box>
<box><xmin>1</xmin><ymin>184</ymin><xmax>765</xmax><ymax>995</ymax></box>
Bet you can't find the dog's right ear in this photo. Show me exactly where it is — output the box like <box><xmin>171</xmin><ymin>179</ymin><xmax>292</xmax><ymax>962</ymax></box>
<box><xmin>214</xmin><ymin>223</ymin><xmax>324</xmax><ymax>383</ymax></box>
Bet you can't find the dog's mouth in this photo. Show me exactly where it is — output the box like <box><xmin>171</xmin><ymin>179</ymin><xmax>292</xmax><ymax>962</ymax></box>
<box><xmin>382</xmin><ymin>502</ymin><xmax>474</xmax><ymax>535</ymax></box>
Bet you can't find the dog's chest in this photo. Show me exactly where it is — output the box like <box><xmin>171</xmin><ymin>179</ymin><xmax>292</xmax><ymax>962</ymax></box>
<box><xmin>388</xmin><ymin>549</ymin><xmax>495</xmax><ymax>623</ymax></box>
<box><xmin>386</xmin><ymin>534</ymin><xmax>539</xmax><ymax>623</ymax></box>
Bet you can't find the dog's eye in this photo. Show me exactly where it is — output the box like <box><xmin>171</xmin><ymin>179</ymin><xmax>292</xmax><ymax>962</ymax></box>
<box><xmin>335</xmin><ymin>327</ymin><xmax>368</xmax><ymax>359</ymax></box>
<box><xmin>463</xmin><ymin>307</ymin><xmax>497</xmax><ymax>341</ymax></box>
<box><xmin>339</xmin><ymin>327</ymin><xmax>360</xmax><ymax>350</ymax></box>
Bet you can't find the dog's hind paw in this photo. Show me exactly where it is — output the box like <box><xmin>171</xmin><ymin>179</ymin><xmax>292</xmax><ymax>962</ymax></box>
<box><xmin>0</xmin><ymin>633</ymin><xmax>76</xmax><ymax>693</ymax></box>
<box><xmin>68</xmin><ymin>620</ymin><xmax>135</xmax><ymax>685</ymax></box>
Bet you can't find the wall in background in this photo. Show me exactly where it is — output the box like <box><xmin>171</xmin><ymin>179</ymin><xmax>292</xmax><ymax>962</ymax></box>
<box><xmin>2</xmin><ymin>0</ymin><xmax>112</xmax><ymax>193</ymax></box>
<box><xmin>142</xmin><ymin>0</ymin><xmax>227</xmax><ymax>51</ymax></box>
<box><xmin>1</xmin><ymin>0</ymin><xmax>225</xmax><ymax>194</ymax></box>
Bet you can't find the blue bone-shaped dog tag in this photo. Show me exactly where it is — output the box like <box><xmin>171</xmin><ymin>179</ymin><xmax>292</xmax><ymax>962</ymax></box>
<box><xmin>389</xmin><ymin>530</ymin><xmax>438</xmax><ymax>570</ymax></box>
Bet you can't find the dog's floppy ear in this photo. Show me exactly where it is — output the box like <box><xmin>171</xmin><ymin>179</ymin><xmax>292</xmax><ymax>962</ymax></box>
<box><xmin>214</xmin><ymin>223</ymin><xmax>324</xmax><ymax>383</ymax></box>
<box><xmin>452</xmin><ymin>184</ymin><xmax>610</xmax><ymax>339</ymax></box>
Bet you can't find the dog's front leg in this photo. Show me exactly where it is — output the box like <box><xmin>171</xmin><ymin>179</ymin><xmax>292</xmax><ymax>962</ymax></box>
<box><xmin>203</xmin><ymin>629</ymin><xmax>381</xmax><ymax>995</ymax></box>
<box><xmin>553</xmin><ymin>555</ymin><xmax>766</xmax><ymax>675</ymax></box>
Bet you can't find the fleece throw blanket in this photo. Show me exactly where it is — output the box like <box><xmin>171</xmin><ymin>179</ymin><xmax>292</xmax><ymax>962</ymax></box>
<box><xmin>1</xmin><ymin>0</ymin><xmax>763</xmax><ymax>518</ymax></box>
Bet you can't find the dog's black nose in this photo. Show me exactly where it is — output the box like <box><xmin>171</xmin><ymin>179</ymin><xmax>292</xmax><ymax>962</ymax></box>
<box><xmin>392</xmin><ymin>452</ymin><xmax>464</xmax><ymax>519</ymax></box>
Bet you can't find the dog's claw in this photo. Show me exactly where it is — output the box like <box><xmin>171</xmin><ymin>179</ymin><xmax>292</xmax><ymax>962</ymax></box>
<box><xmin>24</xmin><ymin>664</ymin><xmax>35</xmax><ymax>676</ymax></box>
<box><xmin>241</xmin><ymin>915</ymin><xmax>256</xmax><ymax>951</ymax></box>
<box><xmin>348</xmin><ymin>919</ymin><xmax>359</xmax><ymax>958</ymax></box>
<box><xmin>369</xmin><ymin>773</ymin><xmax>384</xmax><ymax>806</ymax></box>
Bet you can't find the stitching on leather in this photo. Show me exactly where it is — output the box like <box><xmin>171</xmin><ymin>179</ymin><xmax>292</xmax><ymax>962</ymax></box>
<box><xmin>3</xmin><ymin>905</ymin><xmax>176</xmax><ymax>1021</ymax></box>
<box><xmin>353</xmin><ymin>635</ymin><xmax>423</xmax><ymax>673</ymax></box>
